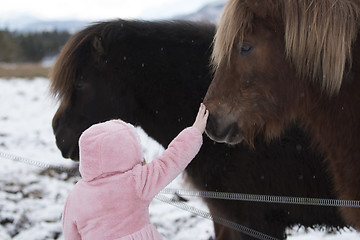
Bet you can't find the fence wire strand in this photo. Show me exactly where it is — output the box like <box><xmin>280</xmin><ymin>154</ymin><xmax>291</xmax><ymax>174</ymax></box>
<box><xmin>160</xmin><ymin>188</ymin><xmax>360</xmax><ymax>208</ymax></box>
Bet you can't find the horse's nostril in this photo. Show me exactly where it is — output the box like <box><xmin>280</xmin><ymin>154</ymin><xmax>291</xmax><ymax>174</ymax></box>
<box><xmin>205</xmin><ymin>113</ymin><xmax>227</xmax><ymax>139</ymax></box>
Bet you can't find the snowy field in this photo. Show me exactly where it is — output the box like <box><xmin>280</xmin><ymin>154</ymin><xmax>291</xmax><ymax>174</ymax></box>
<box><xmin>0</xmin><ymin>77</ymin><xmax>359</xmax><ymax>239</ymax></box>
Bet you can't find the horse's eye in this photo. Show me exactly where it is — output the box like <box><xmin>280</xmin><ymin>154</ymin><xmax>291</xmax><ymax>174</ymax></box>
<box><xmin>74</xmin><ymin>81</ymin><xmax>85</xmax><ymax>90</ymax></box>
<box><xmin>238</xmin><ymin>42</ymin><xmax>254</xmax><ymax>56</ymax></box>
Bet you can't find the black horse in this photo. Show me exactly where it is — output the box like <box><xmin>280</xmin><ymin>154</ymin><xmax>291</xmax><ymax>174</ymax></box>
<box><xmin>51</xmin><ymin>20</ymin><xmax>346</xmax><ymax>239</ymax></box>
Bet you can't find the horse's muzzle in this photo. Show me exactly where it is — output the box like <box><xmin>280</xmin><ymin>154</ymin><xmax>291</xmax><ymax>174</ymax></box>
<box><xmin>54</xmin><ymin>135</ymin><xmax>80</xmax><ymax>160</ymax></box>
<box><xmin>205</xmin><ymin>113</ymin><xmax>244</xmax><ymax>145</ymax></box>
<box><xmin>53</xmin><ymin>116</ymin><xmax>80</xmax><ymax>160</ymax></box>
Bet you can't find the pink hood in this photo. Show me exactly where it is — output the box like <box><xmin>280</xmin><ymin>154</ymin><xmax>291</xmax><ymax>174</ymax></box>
<box><xmin>78</xmin><ymin>120</ymin><xmax>142</xmax><ymax>181</ymax></box>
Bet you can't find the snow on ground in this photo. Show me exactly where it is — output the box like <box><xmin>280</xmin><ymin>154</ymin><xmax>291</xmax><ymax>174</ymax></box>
<box><xmin>0</xmin><ymin>77</ymin><xmax>359</xmax><ymax>239</ymax></box>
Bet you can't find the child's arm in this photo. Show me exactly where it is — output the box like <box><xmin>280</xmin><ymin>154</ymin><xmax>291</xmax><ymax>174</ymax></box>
<box><xmin>133</xmin><ymin>103</ymin><xmax>208</xmax><ymax>200</ymax></box>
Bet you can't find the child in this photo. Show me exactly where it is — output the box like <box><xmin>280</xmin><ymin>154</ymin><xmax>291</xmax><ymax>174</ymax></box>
<box><xmin>62</xmin><ymin>103</ymin><xmax>209</xmax><ymax>240</ymax></box>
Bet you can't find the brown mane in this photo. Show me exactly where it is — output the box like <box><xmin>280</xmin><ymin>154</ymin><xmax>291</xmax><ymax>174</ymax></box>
<box><xmin>212</xmin><ymin>0</ymin><xmax>360</xmax><ymax>95</ymax></box>
<box><xmin>50</xmin><ymin>26</ymin><xmax>98</xmax><ymax>103</ymax></box>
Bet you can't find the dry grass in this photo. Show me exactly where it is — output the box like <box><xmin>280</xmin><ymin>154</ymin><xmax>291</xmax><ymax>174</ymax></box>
<box><xmin>0</xmin><ymin>63</ymin><xmax>51</xmax><ymax>79</ymax></box>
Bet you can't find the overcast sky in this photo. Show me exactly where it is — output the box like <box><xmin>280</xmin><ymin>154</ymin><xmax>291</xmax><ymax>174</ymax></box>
<box><xmin>1</xmin><ymin>0</ymin><xmax>217</xmax><ymax>22</ymax></box>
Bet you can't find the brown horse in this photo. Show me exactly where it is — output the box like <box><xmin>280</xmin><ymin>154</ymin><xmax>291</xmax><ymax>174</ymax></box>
<box><xmin>204</xmin><ymin>0</ymin><xmax>360</xmax><ymax>230</ymax></box>
<box><xmin>51</xmin><ymin>19</ymin><xmax>347</xmax><ymax>239</ymax></box>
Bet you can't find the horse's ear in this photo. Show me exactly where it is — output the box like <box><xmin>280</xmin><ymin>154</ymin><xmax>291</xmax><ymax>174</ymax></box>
<box><xmin>91</xmin><ymin>35</ymin><xmax>106</xmax><ymax>66</ymax></box>
<box><xmin>91</xmin><ymin>35</ymin><xmax>105</xmax><ymax>57</ymax></box>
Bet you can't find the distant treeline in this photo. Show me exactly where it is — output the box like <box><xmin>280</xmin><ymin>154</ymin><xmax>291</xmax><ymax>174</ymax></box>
<box><xmin>0</xmin><ymin>30</ymin><xmax>71</xmax><ymax>63</ymax></box>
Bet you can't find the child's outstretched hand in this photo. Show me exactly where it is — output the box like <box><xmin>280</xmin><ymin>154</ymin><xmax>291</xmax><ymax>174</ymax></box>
<box><xmin>192</xmin><ymin>103</ymin><xmax>209</xmax><ymax>134</ymax></box>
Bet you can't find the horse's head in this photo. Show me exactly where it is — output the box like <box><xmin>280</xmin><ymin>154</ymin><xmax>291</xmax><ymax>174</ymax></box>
<box><xmin>51</xmin><ymin>20</ymin><xmax>215</xmax><ymax>160</ymax></box>
<box><xmin>204</xmin><ymin>0</ymin><xmax>359</xmax><ymax>146</ymax></box>
<box><xmin>204</xmin><ymin>17</ymin><xmax>293</xmax><ymax>146</ymax></box>
<box><xmin>51</xmin><ymin>24</ymin><xmax>138</xmax><ymax>160</ymax></box>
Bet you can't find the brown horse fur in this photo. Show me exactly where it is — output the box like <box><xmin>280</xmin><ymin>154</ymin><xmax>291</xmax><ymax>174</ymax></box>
<box><xmin>212</xmin><ymin>0</ymin><xmax>360</xmax><ymax>95</ymax></box>
<box><xmin>205</xmin><ymin>0</ymin><xmax>360</xmax><ymax>231</ymax></box>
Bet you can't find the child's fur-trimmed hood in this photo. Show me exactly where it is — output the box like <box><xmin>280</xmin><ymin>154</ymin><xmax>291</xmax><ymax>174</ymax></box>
<box><xmin>78</xmin><ymin>120</ymin><xmax>142</xmax><ymax>181</ymax></box>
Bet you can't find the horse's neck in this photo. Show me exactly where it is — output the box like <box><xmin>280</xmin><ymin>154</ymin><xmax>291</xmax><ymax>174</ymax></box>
<box><xmin>308</xmin><ymin>92</ymin><xmax>358</xmax><ymax>142</ymax></box>
<box><xmin>306</xmin><ymin>39</ymin><xmax>360</xmax><ymax>151</ymax></box>
<box><xmin>303</xmin><ymin>59</ymin><xmax>360</xmax><ymax>226</ymax></box>
<box><xmin>303</xmin><ymin>61</ymin><xmax>360</xmax><ymax>163</ymax></box>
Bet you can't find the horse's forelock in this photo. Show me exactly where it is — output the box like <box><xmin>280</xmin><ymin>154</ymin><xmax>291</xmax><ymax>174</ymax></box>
<box><xmin>211</xmin><ymin>0</ymin><xmax>253</xmax><ymax>71</ymax></box>
<box><xmin>213</xmin><ymin>0</ymin><xmax>360</xmax><ymax>95</ymax></box>
<box><xmin>50</xmin><ymin>26</ymin><xmax>99</xmax><ymax>102</ymax></box>
<box><xmin>50</xmin><ymin>35</ymin><xmax>81</xmax><ymax>102</ymax></box>
<box><xmin>212</xmin><ymin>0</ymin><xmax>283</xmax><ymax>71</ymax></box>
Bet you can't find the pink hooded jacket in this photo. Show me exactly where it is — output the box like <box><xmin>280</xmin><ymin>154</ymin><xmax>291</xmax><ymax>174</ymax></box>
<box><xmin>62</xmin><ymin>120</ymin><xmax>203</xmax><ymax>240</ymax></box>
